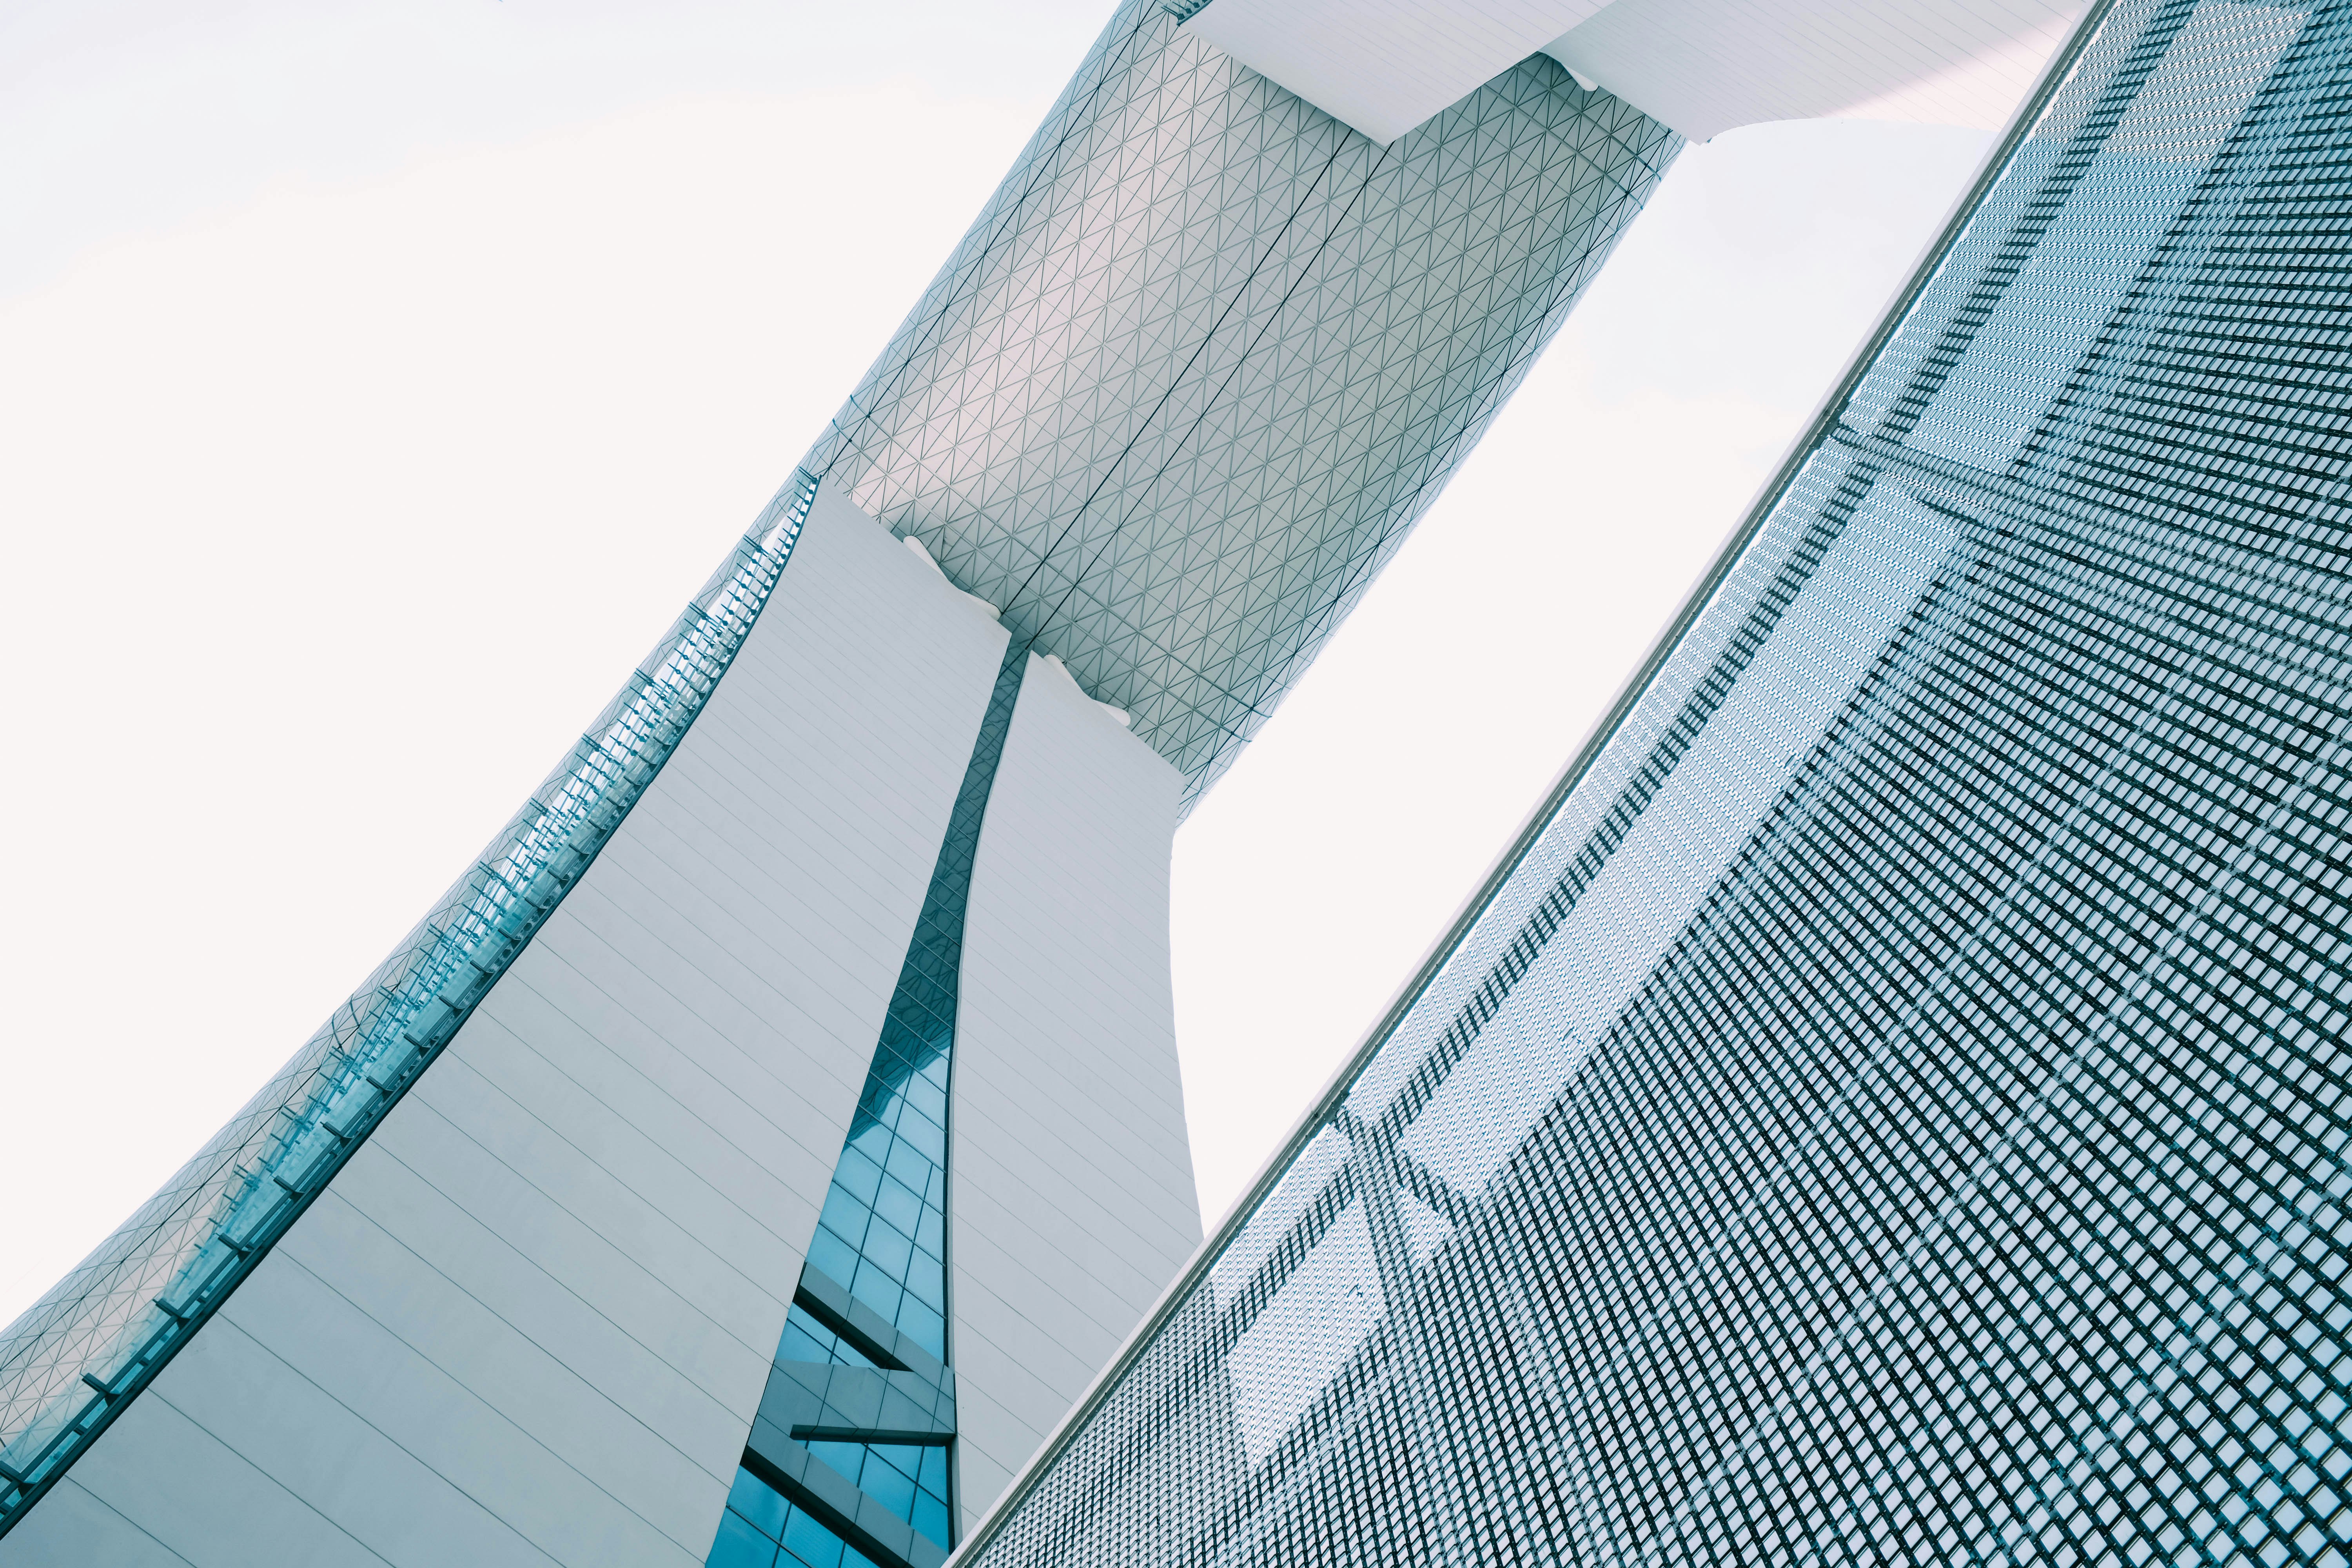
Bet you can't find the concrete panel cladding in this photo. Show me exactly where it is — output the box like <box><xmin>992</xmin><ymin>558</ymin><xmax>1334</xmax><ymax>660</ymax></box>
<box><xmin>10</xmin><ymin>0</ymin><xmax>1690</xmax><ymax>1552</ymax></box>
<box><xmin>949</xmin><ymin>653</ymin><xmax>1197</xmax><ymax>1532</ymax></box>
<box><xmin>0</xmin><ymin>489</ymin><xmax>1009</xmax><ymax>1568</ymax></box>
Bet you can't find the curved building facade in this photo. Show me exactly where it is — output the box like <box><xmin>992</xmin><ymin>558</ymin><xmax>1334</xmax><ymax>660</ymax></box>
<box><xmin>0</xmin><ymin>4</ymin><xmax>1678</xmax><ymax>1565</ymax></box>
<box><xmin>955</xmin><ymin>1</ymin><xmax>2352</xmax><ymax>1563</ymax></box>
<box><xmin>11</xmin><ymin>0</ymin><xmax>2345</xmax><ymax>1563</ymax></box>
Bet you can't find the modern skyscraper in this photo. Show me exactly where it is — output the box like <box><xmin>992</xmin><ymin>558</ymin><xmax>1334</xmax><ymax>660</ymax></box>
<box><xmin>947</xmin><ymin>1</ymin><xmax>2352</xmax><ymax>1565</ymax></box>
<box><xmin>0</xmin><ymin>0</ymin><xmax>2258</xmax><ymax>1565</ymax></box>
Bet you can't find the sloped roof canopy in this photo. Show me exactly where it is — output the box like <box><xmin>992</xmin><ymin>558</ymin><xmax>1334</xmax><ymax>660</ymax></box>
<box><xmin>804</xmin><ymin>0</ymin><xmax>1681</xmax><ymax>806</ymax></box>
<box><xmin>1183</xmin><ymin>0</ymin><xmax>2087</xmax><ymax>143</ymax></box>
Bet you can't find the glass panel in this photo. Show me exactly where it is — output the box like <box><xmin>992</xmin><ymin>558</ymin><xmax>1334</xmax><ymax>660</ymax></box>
<box><xmin>737</xmin><ymin>646</ymin><xmax>1027</xmax><ymax>1568</ymax></box>
<box><xmin>781</xmin><ymin>646</ymin><xmax>1026</xmax><ymax>1365</ymax></box>
<box><xmin>804</xmin><ymin>1442</ymin><xmax>953</xmax><ymax>1546</ymax></box>
<box><xmin>710</xmin><ymin>1465</ymin><xmax>882</xmax><ymax>1568</ymax></box>
<box><xmin>799</xmin><ymin>0</ymin><xmax>1680</xmax><ymax>806</ymax></box>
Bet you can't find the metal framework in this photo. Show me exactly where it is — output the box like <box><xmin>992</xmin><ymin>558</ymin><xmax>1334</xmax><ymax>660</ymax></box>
<box><xmin>954</xmin><ymin>2</ymin><xmax>2352</xmax><ymax>1562</ymax></box>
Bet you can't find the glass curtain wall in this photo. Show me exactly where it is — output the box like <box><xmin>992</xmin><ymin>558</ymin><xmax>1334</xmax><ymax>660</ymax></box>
<box><xmin>709</xmin><ymin>648</ymin><xmax>1027</xmax><ymax>1568</ymax></box>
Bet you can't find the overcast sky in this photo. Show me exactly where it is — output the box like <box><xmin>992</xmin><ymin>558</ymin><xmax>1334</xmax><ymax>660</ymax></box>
<box><xmin>0</xmin><ymin>0</ymin><xmax>1997</xmax><ymax>1330</ymax></box>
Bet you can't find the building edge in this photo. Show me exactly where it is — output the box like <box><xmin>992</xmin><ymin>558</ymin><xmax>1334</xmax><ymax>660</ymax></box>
<box><xmin>937</xmin><ymin>0</ymin><xmax>2126</xmax><ymax>1555</ymax></box>
<box><xmin>0</xmin><ymin>471</ymin><xmax>825</xmax><ymax>1542</ymax></box>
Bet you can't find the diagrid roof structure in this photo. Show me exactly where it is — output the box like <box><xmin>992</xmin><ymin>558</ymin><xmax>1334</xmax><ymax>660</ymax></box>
<box><xmin>804</xmin><ymin>0</ymin><xmax>2087</xmax><ymax>807</ymax></box>
<box><xmin>804</xmin><ymin>0</ymin><xmax>1679</xmax><ymax>806</ymax></box>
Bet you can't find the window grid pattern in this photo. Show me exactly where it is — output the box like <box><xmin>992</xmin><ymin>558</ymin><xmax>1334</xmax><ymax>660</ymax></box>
<box><xmin>779</xmin><ymin>1313</ymin><xmax>878</xmax><ymax>1370</ymax></box>
<box><xmin>800</xmin><ymin>1442</ymin><xmax>954</xmax><ymax>1547</ymax></box>
<box><xmin>711</xmin><ymin>1464</ymin><xmax>884</xmax><ymax>1568</ymax></box>
<box><xmin>0</xmin><ymin>0</ymin><xmax>1683</xmax><ymax>1546</ymax></box>
<box><xmin>956</xmin><ymin>2</ymin><xmax>2352</xmax><ymax>1564</ymax></box>
<box><xmin>801</xmin><ymin>0</ymin><xmax>1680</xmax><ymax>809</ymax></box>
<box><xmin>708</xmin><ymin>646</ymin><xmax>1029</xmax><ymax>1568</ymax></box>
<box><xmin>746</xmin><ymin>1309</ymin><xmax>955</xmax><ymax>1556</ymax></box>
<box><xmin>796</xmin><ymin>642</ymin><xmax>1025</xmax><ymax>1364</ymax></box>
<box><xmin>0</xmin><ymin>469</ymin><xmax>824</xmax><ymax>1541</ymax></box>
<box><xmin>802</xmin><ymin>1049</ymin><xmax>955</xmax><ymax>1357</ymax></box>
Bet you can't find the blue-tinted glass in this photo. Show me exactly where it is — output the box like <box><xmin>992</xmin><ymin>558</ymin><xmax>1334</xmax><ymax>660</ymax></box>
<box><xmin>3</xmin><ymin>0</ymin><xmax>1695</xmax><ymax>1532</ymax></box>
<box><xmin>775</xmin><ymin>1309</ymin><xmax>871</xmax><ymax>1368</ymax></box>
<box><xmin>778</xmin><ymin>1508</ymin><xmax>850</xmax><ymax>1568</ymax></box>
<box><xmin>901</xmin><ymin>1265</ymin><xmax>944</xmax><ymax>1314</ymax></box>
<box><xmin>726</xmin><ymin>1466</ymin><xmax>790</xmax><ymax>1541</ymax></box>
<box><xmin>856</xmin><ymin>1219</ymin><xmax>913</xmax><ymax>1280</ymax></box>
<box><xmin>853</xmin><ymin>1451</ymin><xmax>916</xmax><ymax>1518</ymax></box>
<box><xmin>898</xmin><ymin>1094</ymin><xmax>935</xmax><ymax>1138</ymax></box>
<box><xmin>953</xmin><ymin>5</ymin><xmax>2352</xmax><ymax>1566</ymax></box>
<box><xmin>801</xmin><ymin>1229</ymin><xmax>859</xmax><ymax>1288</ymax></box>
<box><xmin>870</xmin><ymin>1176</ymin><xmax>922</xmax><ymax>1236</ymax></box>
<box><xmin>0</xmin><ymin>478</ymin><xmax>833</xmax><ymax>1541</ymax></box>
<box><xmin>816</xmin><ymin>1185</ymin><xmax>869</xmax><ymax>1243</ymax></box>
<box><xmin>846</xmin><ymin>1265</ymin><xmax>902</xmax><ymax>1325</ymax></box>
<box><xmin>911</xmin><ymin>1490</ymin><xmax>951</xmax><ymax>1549</ymax></box>
<box><xmin>893</xmin><ymin>1298</ymin><xmax>943</xmax><ymax>1355</ymax></box>
<box><xmin>707</xmin><ymin>1510</ymin><xmax>778</xmax><ymax>1568</ymax></box>
<box><xmin>802</xmin><ymin>1441</ymin><xmax>949</xmax><ymax>1542</ymax></box>
<box><xmin>708</xmin><ymin>1464</ymin><xmax>895</xmax><ymax>1568</ymax></box>
<box><xmin>830</xmin><ymin>1147</ymin><xmax>882</xmax><ymax>1206</ymax></box>
<box><xmin>784</xmin><ymin>647</ymin><xmax>1025</xmax><ymax>1369</ymax></box>
<box><xmin>804</xmin><ymin>1441</ymin><xmax>862</xmax><ymax>1485</ymax></box>
<box><xmin>880</xmin><ymin>1139</ymin><xmax>933</xmax><ymax>1196</ymax></box>
<box><xmin>894</xmin><ymin>1114</ymin><xmax>944</xmax><ymax>1166</ymax></box>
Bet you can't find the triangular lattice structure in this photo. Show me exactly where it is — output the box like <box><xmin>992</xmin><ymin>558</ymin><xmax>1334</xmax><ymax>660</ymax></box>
<box><xmin>806</xmin><ymin>0</ymin><xmax>1680</xmax><ymax>808</ymax></box>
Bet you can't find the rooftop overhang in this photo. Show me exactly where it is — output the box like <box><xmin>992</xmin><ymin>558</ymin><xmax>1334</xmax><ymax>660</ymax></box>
<box><xmin>804</xmin><ymin>3</ymin><xmax>1686</xmax><ymax>808</ymax></box>
<box><xmin>1180</xmin><ymin>0</ymin><xmax>2089</xmax><ymax>143</ymax></box>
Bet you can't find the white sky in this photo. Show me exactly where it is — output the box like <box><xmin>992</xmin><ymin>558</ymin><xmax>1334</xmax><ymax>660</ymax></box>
<box><xmin>0</xmin><ymin>0</ymin><xmax>1996</xmax><ymax>1331</ymax></box>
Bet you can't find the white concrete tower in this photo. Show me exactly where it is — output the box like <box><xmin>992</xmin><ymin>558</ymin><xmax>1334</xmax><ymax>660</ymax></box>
<box><xmin>0</xmin><ymin>0</ymin><xmax>2082</xmax><ymax>1561</ymax></box>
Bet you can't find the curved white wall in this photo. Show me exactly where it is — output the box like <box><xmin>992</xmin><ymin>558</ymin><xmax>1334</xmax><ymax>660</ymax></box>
<box><xmin>949</xmin><ymin>654</ymin><xmax>1201</xmax><ymax>1534</ymax></box>
<box><xmin>1</xmin><ymin>488</ymin><xmax>1009</xmax><ymax>1568</ymax></box>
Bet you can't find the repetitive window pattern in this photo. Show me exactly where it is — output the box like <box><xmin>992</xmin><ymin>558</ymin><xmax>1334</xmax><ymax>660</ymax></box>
<box><xmin>711</xmin><ymin>1465</ymin><xmax>882</xmax><ymax>1568</ymax></box>
<box><xmin>800</xmin><ymin>1443</ymin><xmax>953</xmax><ymax>1547</ymax></box>
<box><xmin>803</xmin><ymin>0</ymin><xmax>1679</xmax><ymax>808</ymax></box>
<box><xmin>0</xmin><ymin>470</ymin><xmax>824</xmax><ymax>1541</ymax></box>
<box><xmin>768</xmin><ymin>1354</ymin><xmax>953</xmax><ymax>1542</ymax></box>
<box><xmin>794</xmin><ymin>644</ymin><xmax>1025</xmax><ymax>1362</ymax></box>
<box><xmin>709</xmin><ymin>646</ymin><xmax>1030</xmax><ymax>1568</ymax></box>
<box><xmin>955</xmin><ymin>3</ymin><xmax>2352</xmax><ymax>1565</ymax></box>
<box><xmin>779</xmin><ymin>1312</ymin><xmax>877</xmax><ymax>1369</ymax></box>
<box><xmin>802</xmin><ymin>1049</ymin><xmax>954</xmax><ymax>1356</ymax></box>
<box><xmin>4</xmin><ymin>0</ymin><xmax>1675</xmax><ymax>1550</ymax></box>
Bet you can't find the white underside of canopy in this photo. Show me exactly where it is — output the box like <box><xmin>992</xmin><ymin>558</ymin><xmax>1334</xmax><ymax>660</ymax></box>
<box><xmin>1181</xmin><ymin>0</ymin><xmax>2087</xmax><ymax>143</ymax></box>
